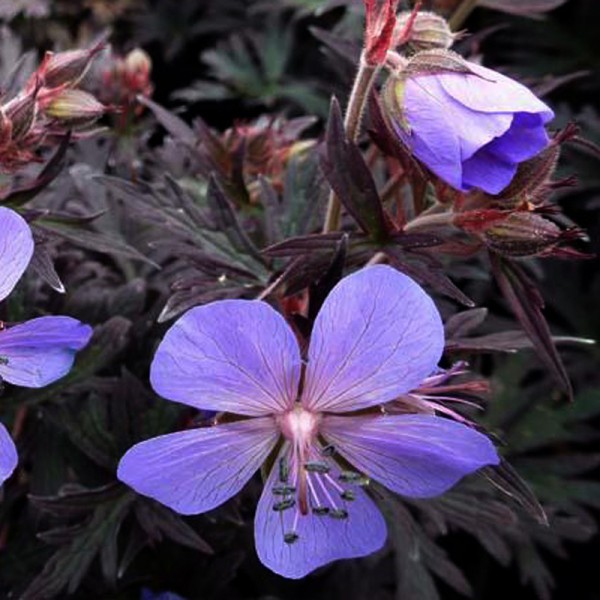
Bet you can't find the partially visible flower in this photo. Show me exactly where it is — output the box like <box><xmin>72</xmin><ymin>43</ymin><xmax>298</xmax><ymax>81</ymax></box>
<box><xmin>382</xmin><ymin>55</ymin><xmax>554</xmax><ymax>195</ymax></box>
<box><xmin>0</xmin><ymin>207</ymin><xmax>93</xmax><ymax>485</ymax></box>
<box><xmin>118</xmin><ymin>265</ymin><xmax>499</xmax><ymax>578</ymax></box>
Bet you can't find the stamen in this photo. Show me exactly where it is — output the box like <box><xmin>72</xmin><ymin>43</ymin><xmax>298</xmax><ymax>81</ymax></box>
<box><xmin>273</xmin><ymin>498</ymin><xmax>296</xmax><ymax>511</ymax></box>
<box><xmin>340</xmin><ymin>490</ymin><xmax>356</xmax><ymax>501</ymax></box>
<box><xmin>304</xmin><ymin>461</ymin><xmax>330</xmax><ymax>474</ymax></box>
<box><xmin>312</xmin><ymin>506</ymin><xmax>330</xmax><ymax>516</ymax></box>
<box><xmin>339</xmin><ymin>471</ymin><xmax>370</xmax><ymax>486</ymax></box>
<box><xmin>329</xmin><ymin>508</ymin><xmax>349</xmax><ymax>520</ymax></box>
<box><xmin>339</xmin><ymin>470</ymin><xmax>362</xmax><ymax>483</ymax></box>
<box><xmin>278</xmin><ymin>457</ymin><xmax>289</xmax><ymax>483</ymax></box>
<box><xmin>272</xmin><ymin>484</ymin><xmax>296</xmax><ymax>496</ymax></box>
<box><xmin>283</xmin><ymin>531</ymin><xmax>299</xmax><ymax>544</ymax></box>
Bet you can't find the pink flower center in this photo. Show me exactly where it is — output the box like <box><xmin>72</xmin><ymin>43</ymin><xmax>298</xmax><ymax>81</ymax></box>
<box><xmin>270</xmin><ymin>405</ymin><xmax>367</xmax><ymax>544</ymax></box>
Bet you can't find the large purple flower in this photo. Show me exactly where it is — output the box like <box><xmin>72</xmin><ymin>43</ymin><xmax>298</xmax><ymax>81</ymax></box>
<box><xmin>384</xmin><ymin>61</ymin><xmax>554</xmax><ymax>194</ymax></box>
<box><xmin>0</xmin><ymin>207</ymin><xmax>93</xmax><ymax>485</ymax></box>
<box><xmin>118</xmin><ymin>265</ymin><xmax>499</xmax><ymax>578</ymax></box>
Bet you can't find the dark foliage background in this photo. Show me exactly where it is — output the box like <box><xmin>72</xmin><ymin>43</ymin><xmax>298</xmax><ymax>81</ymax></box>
<box><xmin>0</xmin><ymin>0</ymin><xmax>599</xmax><ymax>598</ymax></box>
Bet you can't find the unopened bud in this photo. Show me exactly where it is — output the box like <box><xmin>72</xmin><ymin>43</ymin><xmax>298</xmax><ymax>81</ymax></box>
<box><xmin>482</xmin><ymin>212</ymin><xmax>575</xmax><ymax>258</ymax></box>
<box><xmin>42</xmin><ymin>43</ymin><xmax>104</xmax><ymax>89</ymax></box>
<box><xmin>395</xmin><ymin>11</ymin><xmax>455</xmax><ymax>52</ymax></box>
<box><xmin>4</xmin><ymin>88</ymin><xmax>39</xmax><ymax>141</ymax></box>
<box><xmin>43</xmin><ymin>89</ymin><xmax>107</xmax><ymax>126</ymax></box>
<box><xmin>0</xmin><ymin>109</ymin><xmax>13</xmax><ymax>149</ymax></box>
<box><xmin>124</xmin><ymin>48</ymin><xmax>152</xmax><ymax>75</ymax></box>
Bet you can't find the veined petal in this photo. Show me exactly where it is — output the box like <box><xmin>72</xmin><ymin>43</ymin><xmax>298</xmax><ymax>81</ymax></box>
<box><xmin>461</xmin><ymin>148</ymin><xmax>518</xmax><ymax>195</ymax></box>
<box><xmin>150</xmin><ymin>300</ymin><xmax>301</xmax><ymax>416</ymax></box>
<box><xmin>485</xmin><ymin>113</ymin><xmax>550</xmax><ymax>163</ymax></box>
<box><xmin>0</xmin><ymin>422</ymin><xmax>18</xmax><ymax>485</ymax></box>
<box><xmin>0</xmin><ymin>207</ymin><xmax>34</xmax><ymax>303</ymax></box>
<box><xmin>399</xmin><ymin>78</ymin><xmax>463</xmax><ymax>189</ymax></box>
<box><xmin>0</xmin><ymin>316</ymin><xmax>93</xmax><ymax>388</ymax></box>
<box><xmin>118</xmin><ymin>417</ymin><xmax>279</xmax><ymax>515</ymax></box>
<box><xmin>438</xmin><ymin>63</ymin><xmax>554</xmax><ymax>120</ymax></box>
<box><xmin>303</xmin><ymin>266</ymin><xmax>444</xmax><ymax>413</ymax></box>
<box><xmin>254</xmin><ymin>446</ymin><xmax>387</xmax><ymax>579</ymax></box>
<box><xmin>322</xmin><ymin>414</ymin><xmax>499</xmax><ymax>498</ymax></box>
<box><xmin>406</xmin><ymin>76</ymin><xmax>513</xmax><ymax>162</ymax></box>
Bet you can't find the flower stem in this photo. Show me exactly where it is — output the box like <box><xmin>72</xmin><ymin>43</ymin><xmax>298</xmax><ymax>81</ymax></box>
<box><xmin>448</xmin><ymin>0</ymin><xmax>479</xmax><ymax>31</ymax></box>
<box><xmin>404</xmin><ymin>211</ymin><xmax>455</xmax><ymax>231</ymax></box>
<box><xmin>322</xmin><ymin>55</ymin><xmax>379</xmax><ymax>233</ymax></box>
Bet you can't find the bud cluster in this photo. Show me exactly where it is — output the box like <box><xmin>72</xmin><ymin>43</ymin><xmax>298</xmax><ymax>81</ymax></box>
<box><xmin>96</xmin><ymin>48</ymin><xmax>153</xmax><ymax>130</ymax></box>
<box><xmin>0</xmin><ymin>42</ymin><xmax>108</xmax><ymax>173</ymax></box>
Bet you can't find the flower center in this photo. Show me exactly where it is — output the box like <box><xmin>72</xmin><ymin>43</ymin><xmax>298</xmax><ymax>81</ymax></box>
<box><xmin>278</xmin><ymin>404</ymin><xmax>321</xmax><ymax>446</ymax></box>
<box><xmin>271</xmin><ymin>405</ymin><xmax>369</xmax><ymax>545</ymax></box>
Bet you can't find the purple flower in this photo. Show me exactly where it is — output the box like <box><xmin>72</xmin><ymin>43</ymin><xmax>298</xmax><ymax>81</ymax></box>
<box><xmin>0</xmin><ymin>207</ymin><xmax>93</xmax><ymax>485</ymax></box>
<box><xmin>384</xmin><ymin>61</ymin><xmax>554</xmax><ymax>194</ymax></box>
<box><xmin>118</xmin><ymin>265</ymin><xmax>499</xmax><ymax>579</ymax></box>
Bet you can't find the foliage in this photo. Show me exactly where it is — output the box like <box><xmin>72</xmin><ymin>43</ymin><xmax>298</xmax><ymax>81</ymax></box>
<box><xmin>0</xmin><ymin>0</ymin><xmax>598</xmax><ymax>598</ymax></box>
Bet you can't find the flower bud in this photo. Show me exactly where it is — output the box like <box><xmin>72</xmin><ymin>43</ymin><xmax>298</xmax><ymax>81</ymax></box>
<box><xmin>395</xmin><ymin>11</ymin><xmax>455</xmax><ymax>52</ymax></box>
<box><xmin>0</xmin><ymin>109</ymin><xmax>13</xmax><ymax>149</ymax></box>
<box><xmin>4</xmin><ymin>88</ymin><xmax>39</xmax><ymax>141</ymax></box>
<box><xmin>481</xmin><ymin>212</ymin><xmax>580</xmax><ymax>258</ymax></box>
<box><xmin>42</xmin><ymin>43</ymin><xmax>104</xmax><ymax>89</ymax></box>
<box><xmin>124</xmin><ymin>48</ymin><xmax>152</xmax><ymax>76</ymax></box>
<box><xmin>381</xmin><ymin>55</ymin><xmax>554</xmax><ymax>195</ymax></box>
<box><xmin>43</xmin><ymin>89</ymin><xmax>107</xmax><ymax>126</ymax></box>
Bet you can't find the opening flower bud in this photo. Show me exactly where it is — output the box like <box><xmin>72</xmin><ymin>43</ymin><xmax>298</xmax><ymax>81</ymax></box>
<box><xmin>381</xmin><ymin>53</ymin><xmax>554</xmax><ymax>195</ymax></box>
<box><xmin>394</xmin><ymin>11</ymin><xmax>455</xmax><ymax>52</ymax></box>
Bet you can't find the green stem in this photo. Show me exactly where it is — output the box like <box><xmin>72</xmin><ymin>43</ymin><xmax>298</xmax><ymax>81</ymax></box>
<box><xmin>448</xmin><ymin>0</ymin><xmax>479</xmax><ymax>30</ymax></box>
<box><xmin>322</xmin><ymin>55</ymin><xmax>379</xmax><ymax>233</ymax></box>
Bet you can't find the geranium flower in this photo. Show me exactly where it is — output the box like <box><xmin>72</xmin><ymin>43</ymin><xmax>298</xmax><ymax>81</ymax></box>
<box><xmin>118</xmin><ymin>266</ymin><xmax>499</xmax><ymax>578</ymax></box>
<box><xmin>0</xmin><ymin>207</ymin><xmax>93</xmax><ymax>485</ymax></box>
<box><xmin>383</xmin><ymin>60</ymin><xmax>554</xmax><ymax>195</ymax></box>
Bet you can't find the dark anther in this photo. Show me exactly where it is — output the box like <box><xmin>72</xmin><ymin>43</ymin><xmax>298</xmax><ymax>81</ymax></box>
<box><xmin>329</xmin><ymin>508</ymin><xmax>349</xmax><ymax>520</ymax></box>
<box><xmin>304</xmin><ymin>461</ymin><xmax>330</xmax><ymax>474</ymax></box>
<box><xmin>273</xmin><ymin>498</ymin><xmax>296</xmax><ymax>511</ymax></box>
<box><xmin>283</xmin><ymin>532</ymin><xmax>299</xmax><ymax>544</ymax></box>
<box><xmin>272</xmin><ymin>484</ymin><xmax>296</xmax><ymax>496</ymax></box>
<box><xmin>312</xmin><ymin>506</ymin><xmax>330</xmax><ymax>516</ymax></box>
<box><xmin>341</xmin><ymin>490</ymin><xmax>356</xmax><ymax>501</ymax></box>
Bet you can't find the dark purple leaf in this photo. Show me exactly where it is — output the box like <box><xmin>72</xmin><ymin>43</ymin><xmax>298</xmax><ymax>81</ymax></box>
<box><xmin>444</xmin><ymin>308</ymin><xmax>489</xmax><ymax>339</ymax></box>
<box><xmin>1</xmin><ymin>133</ymin><xmax>71</xmax><ymax>207</ymax></box>
<box><xmin>385</xmin><ymin>246</ymin><xmax>475</xmax><ymax>307</ymax></box>
<box><xmin>320</xmin><ymin>97</ymin><xmax>389</xmax><ymax>241</ymax></box>
<box><xmin>490</xmin><ymin>254</ymin><xmax>572</xmax><ymax>400</ymax></box>
<box><xmin>483</xmin><ymin>460</ymin><xmax>548</xmax><ymax>526</ymax></box>
<box><xmin>138</xmin><ymin>96</ymin><xmax>196</xmax><ymax>146</ymax></box>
